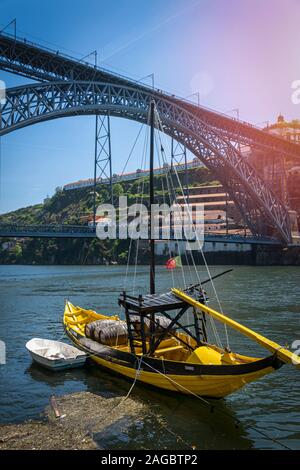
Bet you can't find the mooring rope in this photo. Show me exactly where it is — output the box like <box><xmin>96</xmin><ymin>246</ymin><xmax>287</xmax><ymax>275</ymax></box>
<box><xmin>115</xmin><ymin>354</ymin><xmax>195</xmax><ymax>449</ymax></box>
<box><xmin>137</xmin><ymin>358</ymin><xmax>292</xmax><ymax>450</ymax></box>
<box><xmin>60</xmin><ymin>319</ymin><xmax>291</xmax><ymax>450</ymax></box>
<box><xmin>117</xmin><ymin>355</ymin><xmax>144</xmax><ymax>405</ymax></box>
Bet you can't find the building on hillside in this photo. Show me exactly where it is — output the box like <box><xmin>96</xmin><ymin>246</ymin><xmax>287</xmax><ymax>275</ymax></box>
<box><xmin>264</xmin><ymin>115</ymin><xmax>300</xmax><ymax>242</ymax></box>
<box><xmin>63</xmin><ymin>158</ymin><xmax>203</xmax><ymax>191</ymax></box>
<box><xmin>266</xmin><ymin>114</ymin><xmax>300</xmax><ymax>143</ymax></box>
<box><xmin>154</xmin><ymin>184</ymin><xmax>251</xmax><ymax>255</ymax></box>
<box><xmin>175</xmin><ymin>185</ymin><xmax>248</xmax><ymax>236</ymax></box>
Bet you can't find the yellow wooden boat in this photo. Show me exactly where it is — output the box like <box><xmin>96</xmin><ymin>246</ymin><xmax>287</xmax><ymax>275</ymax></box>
<box><xmin>63</xmin><ymin>288</ymin><xmax>298</xmax><ymax>398</ymax></box>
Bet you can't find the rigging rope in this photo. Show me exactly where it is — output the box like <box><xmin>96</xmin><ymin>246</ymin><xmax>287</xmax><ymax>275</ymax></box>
<box><xmin>156</xmin><ymin>139</ymin><xmax>223</xmax><ymax>348</ymax></box>
<box><xmin>155</xmin><ymin>136</ymin><xmax>175</xmax><ymax>288</ymax></box>
<box><xmin>171</xmin><ymin>159</ymin><xmax>228</xmax><ymax>349</ymax></box>
<box><xmin>119</xmin><ymin>123</ymin><xmax>145</xmax><ymax>184</ymax></box>
<box><xmin>151</xmin><ymin>114</ymin><xmax>220</xmax><ymax>346</ymax></box>
<box><xmin>154</xmin><ymin>132</ymin><xmax>187</xmax><ymax>288</ymax></box>
<box><xmin>159</xmin><ymin>140</ymin><xmax>200</xmax><ymax>287</ymax></box>
<box><xmin>154</xmin><ymin>106</ymin><xmax>229</xmax><ymax>349</ymax></box>
<box><xmin>123</xmin><ymin>122</ymin><xmax>148</xmax><ymax>291</ymax></box>
<box><xmin>132</xmin><ymin>124</ymin><xmax>149</xmax><ymax>294</ymax></box>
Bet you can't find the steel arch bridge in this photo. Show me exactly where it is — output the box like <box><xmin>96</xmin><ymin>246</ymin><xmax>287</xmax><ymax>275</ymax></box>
<box><xmin>0</xmin><ymin>80</ymin><xmax>293</xmax><ymax>243</ymax></box>
<box><xmin>1</xmin><ymin>33</ymin><xmax>299</xmax><ymax>244</ymax></box>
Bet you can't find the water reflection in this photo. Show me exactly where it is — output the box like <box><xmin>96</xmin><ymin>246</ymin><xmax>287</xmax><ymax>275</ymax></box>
<box><xmin>26</xmin><ymin>360</ymin><xmax>252</xmax><ymax>450</ymax></box>
<box><xmin>121</xmin><ymin>381</ymin><xmax>252</xmax><ymax>450</ymax></box>
<box><xmin>26</xmin><ymin>362</ymin><xmax>126</xmax><ymax>398</ymax></box>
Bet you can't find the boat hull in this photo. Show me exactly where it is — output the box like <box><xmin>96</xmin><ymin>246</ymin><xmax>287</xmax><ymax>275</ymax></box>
<box><xmin>29</xmin><ymin>351</ymin><xmax>87</xmax><ymax>371</ymax></box>
<box><xmin>66</xmin><ymin>327</ymin><xmax>282</xmax><ymax>398</ymax></box>
<box><xmin>90</xmin><ymin>353</ymin><xmax>276</xmax><ymax>398</ymax></box>
<box><xmin>26</xmin><ymin>338</ymin><xmax>87</xmax><ymax>371</ymax></box>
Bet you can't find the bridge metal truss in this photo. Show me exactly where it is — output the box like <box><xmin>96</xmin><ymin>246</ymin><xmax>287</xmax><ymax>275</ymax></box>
<box><xmin>0</xmin><ymin>81</ymin><xmax>293</xmax><ymax>243</ymax></box>
<box><xmin>0</xmin><ymin>32</ymin><xmax>299</xmax><ymax>161</ymax></box>
<box><xmin>93</xmin><ymin>113</ymin><xmax>113</xmax><ymax>223</ymax></box>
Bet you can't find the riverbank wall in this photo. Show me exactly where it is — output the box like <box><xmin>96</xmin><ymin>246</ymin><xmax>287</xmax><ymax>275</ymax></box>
<box><xmin>1</xmin><ymin>244</ymin><xmax>300</xmax><ymax>266</ymax></box>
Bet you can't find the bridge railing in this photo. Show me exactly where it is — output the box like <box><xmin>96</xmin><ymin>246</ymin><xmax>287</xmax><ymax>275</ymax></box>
<box><xmin>0</xmin><ymin>223</ymin><xmax>96</xmax><ymax>234</ymax></box>
<box><xmin>0</xmin><ymin>223</ymin><xmax>281</xmax><ymax>244</ymax></box>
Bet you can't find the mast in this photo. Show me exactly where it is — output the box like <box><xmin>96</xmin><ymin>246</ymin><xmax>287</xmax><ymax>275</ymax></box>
<box><xmin>149</xmin><ymin>100</ymin><xmax>155</xmax><ymax>294</ymax></box>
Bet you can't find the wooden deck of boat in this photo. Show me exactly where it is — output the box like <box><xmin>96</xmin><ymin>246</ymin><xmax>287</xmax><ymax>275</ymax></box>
<box><xmin>118</xmin><ymin>290</ymin><xmax>190</xmax><ymax>313</ymax></box>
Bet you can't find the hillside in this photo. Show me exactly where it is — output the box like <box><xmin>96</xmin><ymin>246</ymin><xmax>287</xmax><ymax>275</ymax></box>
<box><xmin>0</xmin><ymin>167</ymin><xmax>218</xmax><ymax>265</ymax></box>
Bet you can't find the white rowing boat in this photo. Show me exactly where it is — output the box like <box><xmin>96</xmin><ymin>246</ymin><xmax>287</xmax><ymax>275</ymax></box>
<box><xmin>26</xmin><ymin>338</ymin><xmax>87</xmax><ymax>370</ymax></box>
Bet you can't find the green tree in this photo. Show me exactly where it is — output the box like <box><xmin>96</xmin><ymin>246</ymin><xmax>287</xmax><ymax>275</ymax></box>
<box><xmin>113</xmin><ymin>183</ymin><xmax>124</xmax><ymax>198</ymax></box>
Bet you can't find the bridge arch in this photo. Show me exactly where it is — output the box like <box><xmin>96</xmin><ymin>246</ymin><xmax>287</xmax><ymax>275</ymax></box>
<box><xmin>0</xmin><ymin>80</ymin><xmax>291</xmax><ymax>243</ymax></box>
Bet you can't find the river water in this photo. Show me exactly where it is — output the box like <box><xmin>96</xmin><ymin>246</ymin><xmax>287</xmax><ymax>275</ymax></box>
<box><xmin>0</xmin><ymin>265</ymin><xmax>299</xmax><ymax>450</ymax></box>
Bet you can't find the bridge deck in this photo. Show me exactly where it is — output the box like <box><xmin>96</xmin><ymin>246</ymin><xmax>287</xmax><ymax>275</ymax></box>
<box><xmin>0</xmin><ymin>225</ymin><xmax>282</xmax><ymax>245</ymax></box>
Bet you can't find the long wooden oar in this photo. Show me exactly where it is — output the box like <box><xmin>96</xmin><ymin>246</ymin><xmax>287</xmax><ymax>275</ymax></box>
<box><xmin>172</xmin><ymin>288</ymin><xmax>300</xmax><ymax>368</ymax></box>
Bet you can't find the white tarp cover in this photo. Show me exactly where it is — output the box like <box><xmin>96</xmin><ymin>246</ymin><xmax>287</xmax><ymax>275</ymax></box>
<box><xmin>26</xmin><ymin>338</ymin><xmax>86</xmax><ymax>361</ymax></box>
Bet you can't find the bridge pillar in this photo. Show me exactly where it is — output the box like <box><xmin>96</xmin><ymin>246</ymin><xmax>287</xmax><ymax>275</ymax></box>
<box><xmin>93</xmin><ymin>113</ymin><xmax>113</xmax><ymax>225</ymax></box>
<box><xmin>171</xmin><ymin>138</ymin><xmax>189</xmax><ymax>205</ymax></box>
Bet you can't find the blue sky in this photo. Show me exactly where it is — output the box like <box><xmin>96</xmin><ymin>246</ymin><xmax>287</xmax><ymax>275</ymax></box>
<box><xmin>1</xmin><ymin>0</ymin><xmax>300</xmax><ymax>213</ymax></box>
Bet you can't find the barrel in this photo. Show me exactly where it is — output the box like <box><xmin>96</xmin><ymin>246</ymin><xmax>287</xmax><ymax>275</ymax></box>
<box><xmin>85</xmin><ymin>319</ymin><xmax>128</xmax><ymax>346</ymax></box>
<box><xmin>85</xmin><ymin>315</ymin><xmax>176</xmax><ymax>346</ymax></box>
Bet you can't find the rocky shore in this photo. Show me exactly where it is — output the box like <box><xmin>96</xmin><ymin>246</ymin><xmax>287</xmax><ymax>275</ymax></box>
<box><xmin>0</xmin><ymin>391</ymin><xmax>146</xmax><ymax>450</ymax></box>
